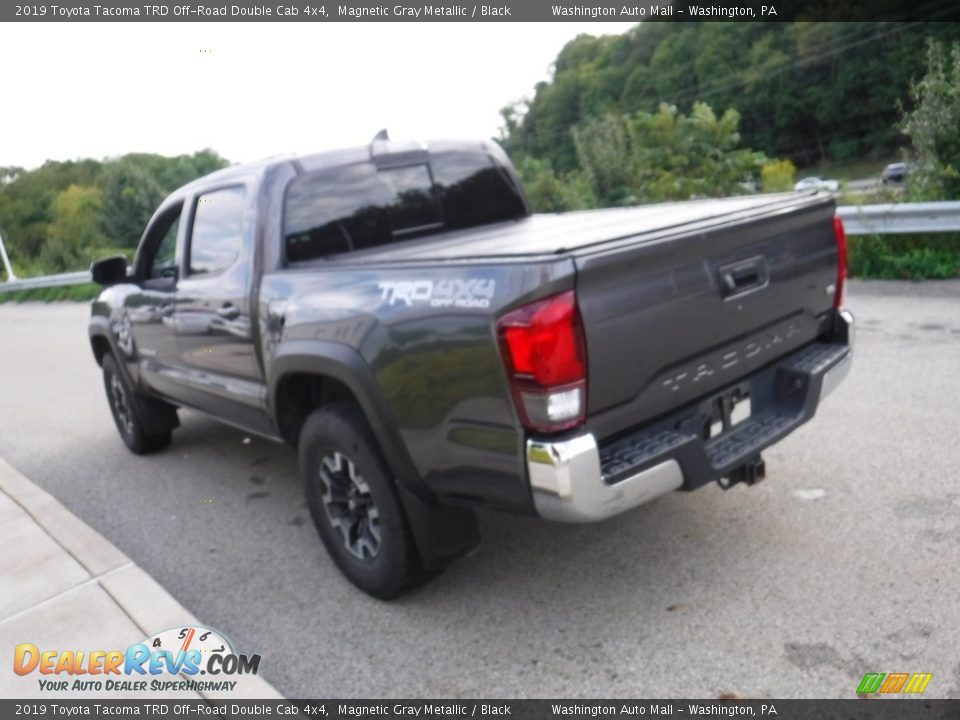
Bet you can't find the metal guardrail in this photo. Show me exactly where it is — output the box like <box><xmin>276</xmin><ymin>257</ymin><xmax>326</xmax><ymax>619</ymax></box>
<box><xmin>1</xmin><ymin>270</ymin><xmax>92</xmax><ymax>292</ymax></box>
<box><xmin>836</xmin><ymin>201</ymin><xmax>960</xmax><ymax>235</ymax></box>
<box><xmin>2</xmin><ymin>201</ymin><xmax>958</xmax><ymax>293</ymax></box>
<box><xmin>0</xmin><ymin>233</ymin><xmax>93</xmax><ymax>293</ymax></box>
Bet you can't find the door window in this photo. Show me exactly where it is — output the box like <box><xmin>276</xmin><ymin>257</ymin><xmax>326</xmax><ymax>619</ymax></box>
<box><xmin>151</xmin><ymin>216</ymin><xmax>180</xmax><ymax>279</ymax></box>
<box><xmin>139</xmin><ymin>203</ymin><xmax>182</xmax><ymax>282</ymax></box>
<box><xmin>188</xmin><ymin>186</ymin><xmax>246</xmax><ymax>276</ymax></box>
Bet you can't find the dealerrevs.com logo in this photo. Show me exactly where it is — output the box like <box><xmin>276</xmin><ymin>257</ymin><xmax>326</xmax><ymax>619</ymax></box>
<box><xmin>13</xmin><ymin>626</ymin><xmax>261</xmax><ymax>693</ymax></box>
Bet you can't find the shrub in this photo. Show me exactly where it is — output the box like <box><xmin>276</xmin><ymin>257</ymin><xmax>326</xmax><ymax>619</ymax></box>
<box><xmin>761</xmin><ymin>159</ymin><xmax>797</xmax><ymax>192</ymax></box>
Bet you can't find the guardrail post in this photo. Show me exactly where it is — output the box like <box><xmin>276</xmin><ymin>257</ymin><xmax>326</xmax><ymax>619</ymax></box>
<box><xmin>0</xmin><ymin>233</ymin><xmax>17</xmax><ymax>281</ymax></box>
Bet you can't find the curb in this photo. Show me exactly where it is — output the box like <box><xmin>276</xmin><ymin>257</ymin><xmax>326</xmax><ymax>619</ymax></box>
<box><xmin>0</xmin><ymin>455</ymin><xmax>283</xmax><ymax>701</ymax></box>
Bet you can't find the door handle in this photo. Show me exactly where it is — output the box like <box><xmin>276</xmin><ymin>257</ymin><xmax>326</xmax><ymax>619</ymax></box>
<box><xmin>216</xmin><ymin>304</ymin><xmax>241</xmax><ymax>320</ymax></box>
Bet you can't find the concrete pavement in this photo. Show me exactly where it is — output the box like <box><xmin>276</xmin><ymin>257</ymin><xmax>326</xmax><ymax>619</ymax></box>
<box><xmin>0</xmin><ymin>455</ymin><xmax>281</xmax><ymax>700</ymax></box>
<box><xmin>0</xmin><ymin>281</ymin><xmax>958</xmax><ymax>698</ymax></box>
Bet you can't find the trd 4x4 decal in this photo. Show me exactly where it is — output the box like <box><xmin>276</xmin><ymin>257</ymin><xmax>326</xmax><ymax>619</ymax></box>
<box><xmin>378</xmin><ymin>279</ymin><xmax>495</xmax><ymax>308</ymax></box>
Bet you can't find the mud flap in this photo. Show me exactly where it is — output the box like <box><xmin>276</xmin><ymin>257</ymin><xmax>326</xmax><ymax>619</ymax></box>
<box><xmin>396</xmin><ymin>483</ymin><xmax>481</xmax><ymax>572</ymax></box>
<box><xmin>135</xmin><ymin>394</ymin><xmax>180</xmax><ymax>435</ymax></box>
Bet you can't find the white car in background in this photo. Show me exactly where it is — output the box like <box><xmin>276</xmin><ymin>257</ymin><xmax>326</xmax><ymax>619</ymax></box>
<box><xmin>794</xmin><ymin>176</ymin><xmax>840</xmax><ymax>192</ymax></box>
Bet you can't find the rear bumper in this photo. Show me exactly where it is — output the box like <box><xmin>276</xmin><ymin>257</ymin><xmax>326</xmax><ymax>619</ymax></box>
<box><xmin>528</xmin><ymin>435</ymin><xmax>685</xmax><ymax>523</ymax></box>
<box><xmin>528</xmin><ymin>310</ymin><xmax>854</xmax><ymax>522</ymax></box>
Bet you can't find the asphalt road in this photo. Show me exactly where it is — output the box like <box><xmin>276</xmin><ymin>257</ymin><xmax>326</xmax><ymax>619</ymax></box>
<box><xmin>1</xmin><ymin>280</ymin><xmax>959</xmax><ymax>699</ymax></box>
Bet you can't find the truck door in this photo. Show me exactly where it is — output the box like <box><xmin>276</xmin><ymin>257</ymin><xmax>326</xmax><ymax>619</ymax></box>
<box><xmin>125</xmin><ymin>201</ymin><xmax>189</xmax><ymax>404</ymax></box>
<box><xmin>172</xmin><ymin>184</ymin><xmax>271</xmax><ymax>435</ymax></box>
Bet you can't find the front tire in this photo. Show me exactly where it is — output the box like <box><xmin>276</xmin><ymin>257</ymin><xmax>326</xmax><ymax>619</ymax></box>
<box><xmin>102</xmin><ymin>354</ymin><xmax>172</xmax><ymax>455</ymax></box>
<box><xmin>299</xmin><ymin>402</ymin><xmax>423</xmax><ymax>599</ymax></box>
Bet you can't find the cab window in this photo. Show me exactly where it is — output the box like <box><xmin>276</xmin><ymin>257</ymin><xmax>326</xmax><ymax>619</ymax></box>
<box><xmin>283</xmin><ymin>152</ymin><xmax>526</xmax><ymax>263</ymax></box>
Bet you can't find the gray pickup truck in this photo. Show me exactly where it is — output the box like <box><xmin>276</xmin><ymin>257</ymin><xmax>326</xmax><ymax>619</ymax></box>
<box><xmin>89</xmin><ymin>137</ymin><xmax>853</xmax><ymax>598</ymax></box>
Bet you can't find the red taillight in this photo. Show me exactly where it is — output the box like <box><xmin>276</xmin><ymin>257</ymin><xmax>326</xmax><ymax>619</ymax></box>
<box><xmin>497</xmin><ymin>290</ymin><xmax>587</xmax><ymax>433</ymax></box>
<box><xmin>833</xmin><ymin>216</ymin><xmax>848</xmax><ymax>309</ymax></box>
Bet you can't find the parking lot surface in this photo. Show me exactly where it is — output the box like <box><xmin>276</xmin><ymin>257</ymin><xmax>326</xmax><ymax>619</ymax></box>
<box><xmin>1</xmin><ymin>279</ymin><xmax>958</xmax><ymax>698</ymax></box>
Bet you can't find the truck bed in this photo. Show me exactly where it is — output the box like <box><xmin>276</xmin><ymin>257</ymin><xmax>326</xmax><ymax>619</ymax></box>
<box><xmin>303</xmin><ymin>192</ymin><xmax>826</xmax><ymax>263</ymax></box>
<box><xmin>284</xmin><ymin>190</ymin><xmax>840</xmax><ymax>443</ymax></box>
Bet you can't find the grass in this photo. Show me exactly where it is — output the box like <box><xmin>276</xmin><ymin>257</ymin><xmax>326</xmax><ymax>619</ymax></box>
<box><xmin>849</xmin><ymin>235</ymin><xmax>960</xmax><ymax>280</ymax></box>
<box><xmin>0</xmin><ymin>282</ymin><xmax>101</xmax><ymax>303</ymax></box>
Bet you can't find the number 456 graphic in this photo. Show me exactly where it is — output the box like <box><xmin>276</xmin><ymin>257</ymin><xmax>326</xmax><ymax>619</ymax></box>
<box><xmin>857</xmin><ymin>672</ymin><xmax>933</xmax><ymax>695</ymax></box>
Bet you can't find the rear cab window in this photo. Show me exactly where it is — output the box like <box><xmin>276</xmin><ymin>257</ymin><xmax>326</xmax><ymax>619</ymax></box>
<box><xmin>283</xmin><ymin>150</ymin><xmax>527</xmax><ymax>263</ymax></box>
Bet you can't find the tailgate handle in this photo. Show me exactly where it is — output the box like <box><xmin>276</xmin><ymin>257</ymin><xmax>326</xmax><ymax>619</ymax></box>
<box><xmin>719</xmin><ymin>256</ymin><xmax>768</xmax><ymax>298</ymax></box>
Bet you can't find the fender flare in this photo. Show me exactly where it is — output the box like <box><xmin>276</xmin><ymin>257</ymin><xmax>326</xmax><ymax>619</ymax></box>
<box><xmin>268</xmin><ymin>340</ymin><xmax>481</xmax><ymax>570</ymax></box>
<box><xmin>88</xmin><ymin>316</ymin><xmax>115</xmax><ymax>362</ymax></box>
<box><xmin>89</xmin><ymin>316</ymin><xmax>133</xmax><ymax>381</ymax></box>
<box><xmin>88</xmin><ymin>316</ymin><xmax>179</xmax><ymax>435</ymax></box>
<box><xmin>267</xmin><ymin>340</ymin><xmax>429</xmax><ymax>501</ymax></box>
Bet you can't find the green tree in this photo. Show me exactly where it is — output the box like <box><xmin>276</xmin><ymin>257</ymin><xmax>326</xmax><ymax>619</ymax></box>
<box><xmin>99</xmin><ymin>161</ymin><xmax>165</xmax><ymax>248</ymax></box>
<box><xmin>571</xmin><ymin>103</ymin><xmax>766</xmax><ymax>206</ymax></box>
<box><xmin>0</xmin><ymin>149</ymin><xmax>229</xmax><ymax>274</ymax></box>
<box><xmin>571</xmin><ymin>113</ymin><xmax>640</xmax><ymax>205</ymax></box>
<box><xmin>0</xmin><ymin>166</ymin><xmax>23</xmax><ymax>185</ymax></box>
<box><xmin>514</xmin><ymin>156</ymin><xmax>595</xmax><ymax>212</ymax></box>
<box><xmin>41</xmin><ymin>185</ymin><xmax>106</xmax><ymax>272</ymax></box>
<box><xmin>0</xmin><ymin>158</ymin><xmax>103</xmax><ymax>265</ymax></box>
<box><xmin>901</xmin><ymin>40</ymin><xmax>960</xmax><ymax>200</ymax></box>
<box><xmin>500</xmin><ymin>22</ymin><xmax>960</xmax><ymax>172</ymax></box>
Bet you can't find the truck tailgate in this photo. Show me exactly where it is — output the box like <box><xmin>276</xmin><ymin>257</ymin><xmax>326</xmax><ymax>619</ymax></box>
<box><xmin>573</xmin><ymin>193</ymin><xmax>839</xmax><ymax>441</ymax></box>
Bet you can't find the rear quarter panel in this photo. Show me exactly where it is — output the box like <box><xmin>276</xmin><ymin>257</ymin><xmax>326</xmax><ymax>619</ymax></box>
<box><xmin>260</xmin><ymin>258</ymin><xmax>575</xmax><ymax>512</ymax></box>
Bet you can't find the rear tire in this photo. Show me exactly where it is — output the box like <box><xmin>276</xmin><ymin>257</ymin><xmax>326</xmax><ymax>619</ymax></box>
<box><xmin>102</xmin><ymin>354</ymin><xmax>173</xmax><ymax>455</ymax></box>
<box><xmin>299</xmin><ymin>401</ymin><xmax>424</xmax><ymax>599</ymax></box>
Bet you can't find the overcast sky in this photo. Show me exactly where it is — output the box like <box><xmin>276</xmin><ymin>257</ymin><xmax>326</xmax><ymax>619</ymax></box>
<box><xmin>2</xmin><ymin>22</ymin><xmax>637</xmax><ymax>170</ymax></box>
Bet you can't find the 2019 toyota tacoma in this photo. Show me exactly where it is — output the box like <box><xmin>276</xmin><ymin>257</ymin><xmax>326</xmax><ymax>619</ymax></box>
<box><xmin>89</xmin><ymin>137</ymin><xmax>853</xmax><ymax>598</ymax></box>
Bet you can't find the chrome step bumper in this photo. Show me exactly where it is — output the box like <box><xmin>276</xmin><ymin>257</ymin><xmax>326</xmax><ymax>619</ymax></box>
<box><xmin>527</xmin><ymin>310</ymin><xmax>854</xmax><ymax>522</ymax></box>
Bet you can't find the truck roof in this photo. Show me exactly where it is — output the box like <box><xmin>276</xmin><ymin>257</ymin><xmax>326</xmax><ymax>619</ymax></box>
<box><xmin>176</xmin><ymin>138</ymin><xmax>497</xmax><ymax>193</ymax></box>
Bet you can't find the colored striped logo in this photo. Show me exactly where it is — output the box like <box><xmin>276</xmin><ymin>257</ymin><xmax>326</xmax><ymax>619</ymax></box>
<box><xmin>857</xmin><ymin>672</ymin><xmax>933</xmax><ymax>695</ymax></box>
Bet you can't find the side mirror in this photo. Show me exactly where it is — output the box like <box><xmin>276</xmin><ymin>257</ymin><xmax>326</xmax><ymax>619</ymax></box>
<box><xmin>90</xmin><ymin>255</ymin><xmax>129</xmax><ymax>286</ymax></box>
